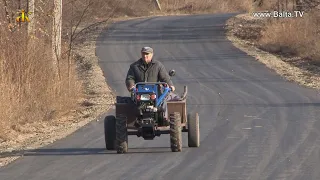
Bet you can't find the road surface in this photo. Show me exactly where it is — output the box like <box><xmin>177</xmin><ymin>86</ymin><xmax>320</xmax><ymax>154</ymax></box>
<box><xmin>1</xmin><ymin>13</ymin><xmax>320</xmax><ymax>180</ymax></box>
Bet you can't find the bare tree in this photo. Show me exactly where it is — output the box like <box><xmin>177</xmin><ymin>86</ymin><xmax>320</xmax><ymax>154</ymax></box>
<box><xmin>27</xmin><ymin>0</ymin><xmax>34</xmax><ymax>36</ymax></box>
<box><xmin>53</xmin><ymin>0</ymin><xmax>62</xmax><ymax>80</ymax></box>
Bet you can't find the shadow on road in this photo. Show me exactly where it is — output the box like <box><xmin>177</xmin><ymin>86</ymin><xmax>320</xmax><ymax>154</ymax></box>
<box><xmin>0</xmin><ymin>147</ymin><xmax>176</xmax><ymax>157</ymax></box>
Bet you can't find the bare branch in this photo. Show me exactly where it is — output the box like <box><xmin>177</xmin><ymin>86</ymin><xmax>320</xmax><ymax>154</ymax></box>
<box><xmin>71</xmin><ymin>0</ymin><xmax>93</xmax><ymax>41</ymax></box>
<box><xmin>70</xmin><ymin>0</ymin><xmax>122</xmax><ymax>43</ymax></box>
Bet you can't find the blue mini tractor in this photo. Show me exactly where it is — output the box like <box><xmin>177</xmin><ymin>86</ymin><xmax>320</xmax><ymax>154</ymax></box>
<box><xmin>104</xmin><ymin>70</ymin><xmax>200</xmax><ymax>153</ymax></box>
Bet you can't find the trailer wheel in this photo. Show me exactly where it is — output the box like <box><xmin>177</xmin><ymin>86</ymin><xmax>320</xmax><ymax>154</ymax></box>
<box><xmin>170</xmin><ymin>112</ymin><xmax>182</xmax><ymax>152</ymax></box>
<box><xmin>116</xmin><ymin>114</ymin><xmax>128</xmax><ymax>154</ymax></box>
<box><xmin>187</xmin><ymin>113</ymin><xmax>200</xmax><ymax>147</ymax></box>
<box><xmin>104</xmin><ymin>115</ymin><xmax>116</xmax><ymax>150</ymax></box>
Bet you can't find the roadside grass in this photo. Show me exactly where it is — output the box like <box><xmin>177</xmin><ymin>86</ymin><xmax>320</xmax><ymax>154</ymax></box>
<box><xmin>0</xmin><ymin>23</ymin><xmax>83</xmax><ymax>141</ymax></box>
<box><xmin>258</xmin><ymin>9</ymin><xmax>320</xmax><ymax>61</ymax></box>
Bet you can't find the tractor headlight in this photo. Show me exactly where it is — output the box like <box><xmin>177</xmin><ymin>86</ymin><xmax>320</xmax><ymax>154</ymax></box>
<box><xmin>140</xmin><ymin>94</ymin><xmax>150</xmax><ymax>101</ymax></box>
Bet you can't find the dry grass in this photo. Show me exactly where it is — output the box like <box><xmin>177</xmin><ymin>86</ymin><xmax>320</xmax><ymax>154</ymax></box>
<box><xmin>0</xmin><ymin>28</ymin><xmax>83</xmax><ymax>141</ymax></box>
<box><xmin>259</xmin><ymin>10</ymin><xmax>320</xmax><ymax>60</ymax></box>
<box><xmin>0</xmin><ymin>1</ymin><xmax>83</xmax><ymax>142</ymax></box>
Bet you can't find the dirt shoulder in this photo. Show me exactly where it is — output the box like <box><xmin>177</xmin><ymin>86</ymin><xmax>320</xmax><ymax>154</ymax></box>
<box><xmin>225</xmin><ymin>13</ymin><xmax>320</xmax><ymax>90</ymax></box>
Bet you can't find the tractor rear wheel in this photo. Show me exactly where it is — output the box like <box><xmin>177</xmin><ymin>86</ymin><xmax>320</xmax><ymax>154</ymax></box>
<box><xmin>116</xmin><ymin>114</ymin><xmax>128</xmax><ymax>154</ymax></box>
<box><xmin>104</xmin><ymin>115</ymin><xmax>116</xmax><ymax>150</ymax></box>
<box><xmin>170</xmin><ymin>112</ymin><xmax>182</xmax><ymax>152</ymax></box>
<box><xmin>187</xmin><ymin>113</ymin><xmax>200</xmax><ymax>147</ymax></box>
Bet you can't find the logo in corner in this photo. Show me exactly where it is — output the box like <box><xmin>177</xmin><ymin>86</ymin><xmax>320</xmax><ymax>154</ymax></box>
<box><xmin>16</xmin><ymin>9</ymin><xmax>32</xmax><ymax>23</ymax></box>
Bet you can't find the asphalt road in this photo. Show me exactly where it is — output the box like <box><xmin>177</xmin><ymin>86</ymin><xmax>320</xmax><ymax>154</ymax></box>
<box><xmin>1</xmin><ymin>13</ymin><xmax>320</xmax><ymax>180</ymax></box>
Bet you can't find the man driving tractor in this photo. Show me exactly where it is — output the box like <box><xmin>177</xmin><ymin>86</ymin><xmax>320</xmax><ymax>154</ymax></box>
<box><xmin>125</xmin><ymin>46</ymin><xmax>181</xmax><ymax>120</ymax></box>
<box><xmin>103</xmin><ymin>46</ymin><xmax>199</xmax><ymax>153</ymax></box>
<box><xmin>125</xmin><ymin>46</ymin><xmax>175</xmax><ymax>92</ymax></box>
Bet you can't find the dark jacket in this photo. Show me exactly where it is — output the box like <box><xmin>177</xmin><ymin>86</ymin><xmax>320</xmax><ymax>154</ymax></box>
<box><xmin>125</xmin><ymin>58</ymin><xmax>174</xmax><ymax>89</ymax></box>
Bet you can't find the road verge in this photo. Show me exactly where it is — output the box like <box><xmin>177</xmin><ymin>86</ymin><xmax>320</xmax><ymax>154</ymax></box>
<box><xmin>225</xmin><ymin>13</ymin><xmax>320</xmax><ymax>90</ymax></box>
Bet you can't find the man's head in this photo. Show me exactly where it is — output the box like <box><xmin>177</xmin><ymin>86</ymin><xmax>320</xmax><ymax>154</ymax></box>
<box><xmin>141</xmin><ymin>46</ymin><xmax>154</xmax><ymax>63</ymax></box>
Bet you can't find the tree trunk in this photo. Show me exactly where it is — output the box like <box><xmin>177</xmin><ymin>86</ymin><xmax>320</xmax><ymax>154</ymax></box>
<box><xmin>154</xmin><ymin>0</ymin><xmax>162</xmax><ymax>11</ymax></box>
<box><xmin>3</xmin><ymin>0</ymin><xmax>11</xmax><ymax>24</ymax></box>
<box><xmin>52</xmin><ymin>0</ymin><xmax>62</xmax><ymax>80</ymax></box>
<box><xmin>18</xmin><ymin>0</ymin><xmax>21</xmax><ymax>27</ymax></box>
<box><xmin>27</xmin><ymin>0</ymin><xmax>35</xmax><ymax>36</ymax></box>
